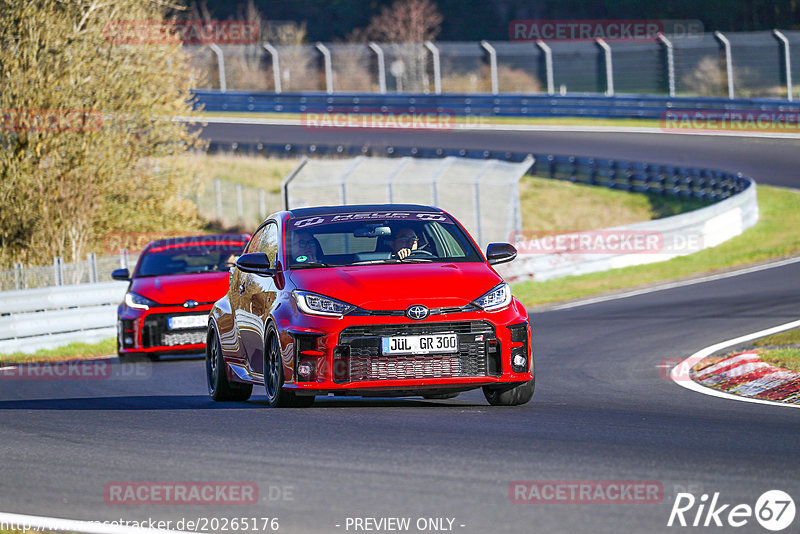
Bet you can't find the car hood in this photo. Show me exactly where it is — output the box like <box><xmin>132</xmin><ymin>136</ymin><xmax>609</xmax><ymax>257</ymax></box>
<box><xmin>288</xmin><ymin>263</ymin><xmax>502</xmax><ymax>310</ymax></box>
<box><xmin>129</xmin><ymin>272</ymin><xmax>230</xmax><ymax>306</ymax></box>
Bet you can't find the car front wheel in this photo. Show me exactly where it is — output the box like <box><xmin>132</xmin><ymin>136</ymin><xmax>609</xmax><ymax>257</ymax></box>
<box><xmin>264</xmin><ymin>326</ymin><xmax>314</xmax><ymax>408</ymax></box>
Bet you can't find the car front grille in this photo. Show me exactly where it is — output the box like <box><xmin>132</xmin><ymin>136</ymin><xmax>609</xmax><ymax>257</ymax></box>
<box><xmin>335</xmin><ymin>321</ymin><xmax>498</xmax><ymax>383</ymax></box>
<box><xmin>141</xmin><ymin>312</ymin><xmax>208</xmax><ymax>349</ymax></box>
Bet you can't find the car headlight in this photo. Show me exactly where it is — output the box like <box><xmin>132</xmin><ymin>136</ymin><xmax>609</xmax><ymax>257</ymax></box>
<box><xmin>124</xmin><ymin>292</ymin><xmax>159</xmax><ymax>310</ymax></box>
<box><xmin>473</xmin><ymin>283</ymin><xmax>512</xmax><ymax>311</ymax></box>
<box><xmin>293</xmin><ymin>290</ymin><xmax>355</xmax><ymax>317</ymax></box>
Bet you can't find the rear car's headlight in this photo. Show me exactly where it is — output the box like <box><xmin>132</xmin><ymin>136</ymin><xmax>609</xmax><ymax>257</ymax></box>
<box><xmin>473</xmin><ymin>283</ymin><xmax>512</xmax><ymax>311</ymax></box>
<box><xmin>124</xmin><ymin>292</ymin><xmax>158</xmax><ymax>310</ymax></box>
<box><xmin>293</xmin><ymin>290</ymin><xmax>355</xmax><ymax>317</ymax></box>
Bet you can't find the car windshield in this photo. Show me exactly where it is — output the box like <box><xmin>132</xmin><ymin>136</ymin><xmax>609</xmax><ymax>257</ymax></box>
<box><xmin>286</xmin><ymin>212</ymin><xmax>482</xmax><ymax>269</ymax></box>
<box><xmin>135</xmin><ymin>243</ymin><xmax>246</xmax><ymax>277</ymax></box>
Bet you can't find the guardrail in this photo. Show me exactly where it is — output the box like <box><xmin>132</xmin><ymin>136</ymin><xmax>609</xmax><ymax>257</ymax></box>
<box><xmin>194</xmin><ymin>90</ymin><xmax>800</xmax><ymax>120</ymax></box>
<box><xmin>208</xmin><ymin>141</ymin><xmax>750</xmax><ymax>203</ymax></box>
<box><xmin>0</xmin><ymin>282</ymin><xmax>126</xmax><ymax>354</ymax></box>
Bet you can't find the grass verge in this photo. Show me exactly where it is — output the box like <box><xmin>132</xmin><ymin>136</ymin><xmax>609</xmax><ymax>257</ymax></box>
<box><xmin>513</xmin><ymin>185</ymin><xmax>800</xmax><ymax>307</ymax></box>
<box><xmin>0</xmin><ymin>338</ymin><xmax>116</xmax><ymax>365</ymax></box>
<box><xmin>752</xmin><ymin>327</ymin><xmax>800</xmax><ymax>372</ymax></box>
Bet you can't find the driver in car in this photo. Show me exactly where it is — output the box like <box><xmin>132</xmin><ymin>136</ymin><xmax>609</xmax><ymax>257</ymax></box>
<box><xmin>292</xmin><ymin>231</ymin><xmax>321</xmax><ymax>263</ymax></box>
<box><xmin>389</xmin><ymin>227</ymin><xmax>419</xmax><ymax>259</ymax></box>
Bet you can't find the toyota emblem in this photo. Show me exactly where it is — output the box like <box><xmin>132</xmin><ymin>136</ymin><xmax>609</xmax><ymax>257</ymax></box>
<box><xmin>406</xmin><ymin>305</ymin><xmax>429</xmax><ymax>320</ymax></box>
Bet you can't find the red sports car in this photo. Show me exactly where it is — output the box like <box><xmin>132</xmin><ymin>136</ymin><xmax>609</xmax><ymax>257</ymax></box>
<box><xmin>207</xmin><ymin>205</ymin><xmax>534</xmax><ymax>407</ymax></box>
<box><xmin>113</xmin><ymin>234</ymin><xmax>250</xmax><ymax>361</ymax></box>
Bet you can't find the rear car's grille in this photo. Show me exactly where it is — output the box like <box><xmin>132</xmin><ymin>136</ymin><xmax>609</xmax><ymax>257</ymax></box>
<box><xmin>141</xmin><ymin>312</ymin><xmax>208</xmax><ymax>349</ymax></box>
<box><xmin>336</xmin><ymin>321</ymin><xmax>498</xmax><ymax>383</ymax></box>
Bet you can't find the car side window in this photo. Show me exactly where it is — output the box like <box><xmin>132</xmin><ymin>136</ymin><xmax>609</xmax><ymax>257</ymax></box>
<box><xmin>258</xmin><ymin>223</ymin><xmax>279</xmax><ymax>268</ymax></box>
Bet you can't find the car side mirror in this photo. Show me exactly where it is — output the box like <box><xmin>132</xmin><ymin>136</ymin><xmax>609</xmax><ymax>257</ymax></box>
<box><xmin>486</xmin><ymin>243</ymin><xmax>517</xmax><ymax>265</ymax></box>
<box><xmin>111</xmin><ymin>268</ymin><xmax>130</xmax><ymax>281</ymax></box>
<box><xmin>236</xmin><ymin>253</ymin><xmax>275</xmax><ymax>276</ymax></box>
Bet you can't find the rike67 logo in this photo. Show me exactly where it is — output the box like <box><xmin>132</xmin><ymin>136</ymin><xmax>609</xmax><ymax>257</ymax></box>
<box><xmin>668</xmin><ymin>490</ymin><xmax>795</xmax><ymax>531</ymax></box>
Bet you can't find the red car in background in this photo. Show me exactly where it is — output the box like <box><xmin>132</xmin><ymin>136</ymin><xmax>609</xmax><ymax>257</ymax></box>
<box><xmin>207</xmin><ymin>205</ymin><xmax>534</xmax><ymax>407</ymax></box>
<box><xmin>113</xmin><ymin>234</ymin><xmax>249</xmax><ymax>361</ymax></box>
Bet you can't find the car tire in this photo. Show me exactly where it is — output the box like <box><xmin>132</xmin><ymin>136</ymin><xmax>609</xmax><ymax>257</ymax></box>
<box><xmin>207</xmin><ymin>325</ymin><xmax>252</xmax><ymax>402</ymax></box>
<box><xmin>483</xmin><ymin>357</ymin><xmax>535</xmax><ymax>406</ymax></box>
<box><xmin>264</xmin><ymin>326</ymin><xmax>315</xmax><ymax>408</ymax></box>
<box><xmin>482</xmin><ymin>377</ymin><xmax>535</xmax><ymax>406</ymax></box>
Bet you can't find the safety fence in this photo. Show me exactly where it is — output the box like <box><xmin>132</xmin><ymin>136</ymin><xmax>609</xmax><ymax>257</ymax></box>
<box><xmin>185</xmin><ymin>30</ymin><xmax>800</xmax><ymax>99</ymax></box>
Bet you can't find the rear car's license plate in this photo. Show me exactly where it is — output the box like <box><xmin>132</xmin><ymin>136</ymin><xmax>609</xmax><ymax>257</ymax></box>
<box><xmin>381</xmin><ymin>334</ymin><xmax>458</xmax><ymax>355</ymax></box>
<box><xmin>167</xmin><ymin>315</ymin><xmax>207</xmax><ymax>330</ymax></box>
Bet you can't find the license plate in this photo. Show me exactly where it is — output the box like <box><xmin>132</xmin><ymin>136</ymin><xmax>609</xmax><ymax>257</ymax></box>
<box><xmin>381</xmin><ymin>334</ymin><xmax>459</xmax><ymax>355</ymax></box>
<box><xmin>167</xmin><ymin>315</ymin><xmax>206</xmax><ymax>330</ymax></box>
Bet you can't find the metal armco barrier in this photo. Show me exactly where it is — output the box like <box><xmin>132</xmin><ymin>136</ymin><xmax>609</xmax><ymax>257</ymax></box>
<box><xmin>207</xmin><ymin>141</ymin><xmax>750</xmax><ymax>203</ymax></box>
<box><xmin>193</xmin><ymin>90</ymin><xmax>800</xmax><ymax>120</ymax></box>
<box><xmin>0</xmin><ymin>282</ymin><xmax>127</xmax><ymax>354</ymax></box>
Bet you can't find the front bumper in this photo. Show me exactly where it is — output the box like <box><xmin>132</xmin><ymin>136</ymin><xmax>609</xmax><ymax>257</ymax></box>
<box><xmin>118</xmin><ymin>305</ymin><xmax>210</xmax><ymax>355</ymax></box>
<box><xmin>279</xmin><ymin>299</ymin><xmax>533</xmax><ymax>395</ymax></box>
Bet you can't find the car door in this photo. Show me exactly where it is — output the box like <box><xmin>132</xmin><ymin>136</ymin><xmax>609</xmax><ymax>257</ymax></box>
<box><xmin>240</xmin><ymin>221</ymin><xmax>280</xmax><ymax>379</ymax></box>
<box><xmin>225</xmin><ymin>225</ymin><xmax>266</xmax><ymax>366</ymax></box>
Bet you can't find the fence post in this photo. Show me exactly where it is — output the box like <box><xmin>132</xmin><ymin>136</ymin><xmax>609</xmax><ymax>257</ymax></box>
<box><xmin>315</xmin><ymin>42</ymin><xmax>333</xmax><ymax>94</ymax></box>
<box><xmin>281</xmin><ymin>156</ymin><xmax>309</xmax><ymax>210</ymax></box>
<box><xmin>714</xmin><ymin>31</ymin><xmax>735</xmax><ymax>99</ymax></box>
<box><xmin>208</xmin><ymin>43</ymin><xmax>226</xmax><ymax>92</ymax></box>
<box><xmin>338</xmin><ymin>157</ymin><xmax>365</xmax><ymax>205</ymax></box>
<box><xmin>215</xmin><ymin>178</ymin><xmax>223</xmax><ymax>221</ymax></box>
<box><xmin>595</xmin><ymin>38</ymin><xmax>614</xmax><ymax>96</ymax></box>
<box><xmin>53</xmin><ymin>257</ymin><xmax>63</xmax><ymax>286</ymax></box>
<box><xmin>657</xmin><ymin>32</ymin><xmax>676</xmax><ymax>97</ymax></box>
<box><xmin>88</xmin><ymin>252</ymin><xmax>98</xmax><ymax>283</ymax></box>
<box><xmin>259</xmin><ymin>188</ymin><xmax>267</xmax><ymax>220</ymax></box>
<box><xmin>773</xmin><ymin>30</ymin><xmax>793</xmax><ymax>101</ymax></box>
<box><xmin>480</xmin><ymin>41</ymin><xmax>499</xmax><ymax>95</ymax></box>
<box><xmin>14</xmin><ymin>262</ymin><xmax>23</xmax><ymax>290</ymax></box>
<box><xmin>120</xmin><ymin>249</ymin><xmax>129</xmax><ymax>270</ymax></box>
<box><xmin>369</xmin><ymin>42</ymin><xmax>387</xmax><ymax>94</ymax></box>
<box><xmin>536</xmin><ymin>40</ymin><xmax>555</xmax><ymax>95</ymax></box>
<box><xmin>424</xmin><ymin>41</ymin><xmax>442</xmax><ymax>95</ymax></box>
<box><xmin>385</xmin><ymin>157</ymin><xmax>412</xmax><ymax>203</ymax></box>
<box><xmin>236</xmin><ymin>183</ymin><xmax>244</xmax><ymax>221</ymax></box>
<box><xmin>430</xmin><ymin>157</ymin><xmax>456</xmax><ymax>206</ymax></box>
<box><xmin>263</xmin><ymin>43</ymin><xmax>282</xmax><ymax>93</ymax></box>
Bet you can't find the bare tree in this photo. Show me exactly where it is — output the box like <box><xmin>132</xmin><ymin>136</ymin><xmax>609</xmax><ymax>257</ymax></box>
<box><xmin>364</xmin><ymin>0</ymin><xmax>443</xmax><ymax>43</ymax></box>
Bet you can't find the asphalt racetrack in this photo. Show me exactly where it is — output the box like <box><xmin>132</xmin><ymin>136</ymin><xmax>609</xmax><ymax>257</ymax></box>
<box><xmin>1</xmin><ymin>126</ymin><xmax>799</xmax><ymax>533</ymax></box>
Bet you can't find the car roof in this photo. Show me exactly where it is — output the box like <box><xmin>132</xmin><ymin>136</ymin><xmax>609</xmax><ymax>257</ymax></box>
<box><xmin>288</xmin><ymin>204</ymin><xmax>443</xmax><ymax>218</ymax></box>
